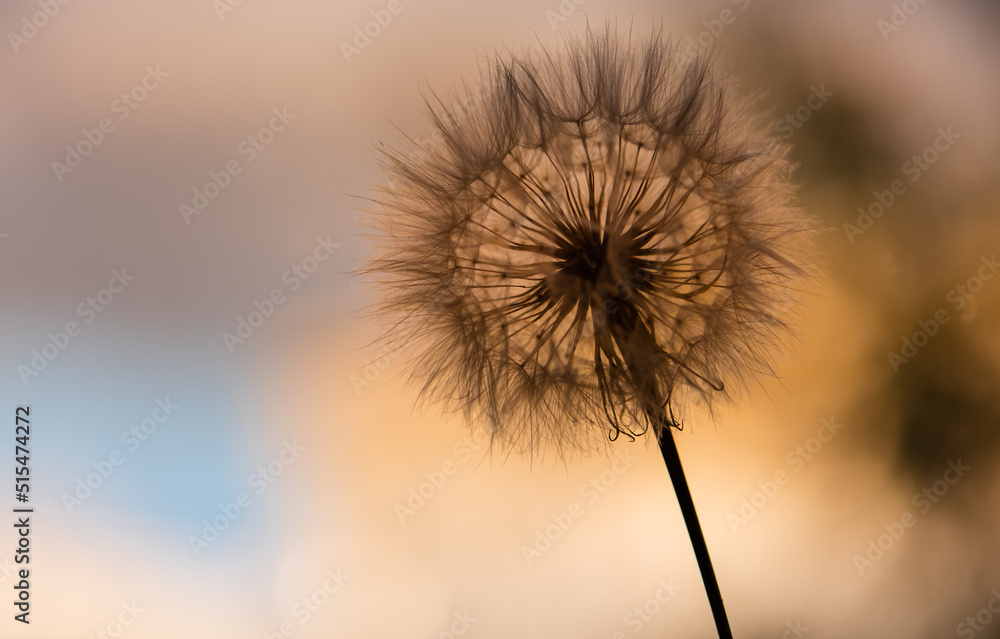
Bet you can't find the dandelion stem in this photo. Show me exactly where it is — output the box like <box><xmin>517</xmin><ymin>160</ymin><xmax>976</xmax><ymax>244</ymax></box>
<box><xmin>655</xmin><ymin>419</ymin><xmax>734</xmax><ymax>639</ymax></box>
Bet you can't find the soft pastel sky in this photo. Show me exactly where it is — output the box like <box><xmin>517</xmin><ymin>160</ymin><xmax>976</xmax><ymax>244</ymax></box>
<box><xmin>2</xmin><ymin>0</ymin><xmax>999</xmax><ymax>637</ymax></box>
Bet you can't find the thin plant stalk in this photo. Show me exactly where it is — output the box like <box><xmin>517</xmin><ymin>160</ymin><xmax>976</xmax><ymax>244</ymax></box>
<box><xmin>655</xmin><ymin>415</ymin><xmax>734</xmax><ymax>639</ymax></box>
<box><xmin>367</xmin><ymin>26</ymin><xmax>815</xmax><ymax>639</ymax></box>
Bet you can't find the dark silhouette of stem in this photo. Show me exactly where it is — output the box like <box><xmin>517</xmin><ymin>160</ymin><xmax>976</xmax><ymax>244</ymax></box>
<box><xmin>656</xmin><ymin>418</ymin><xmax>734</xmax><ymax>639</ymax></box>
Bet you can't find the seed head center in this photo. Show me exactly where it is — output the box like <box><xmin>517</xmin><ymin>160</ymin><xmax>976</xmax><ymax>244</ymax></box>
<box><xmin>556</xmin><ymin>230</ymin><xmax>610</xmax><ymax>285</ymax></box>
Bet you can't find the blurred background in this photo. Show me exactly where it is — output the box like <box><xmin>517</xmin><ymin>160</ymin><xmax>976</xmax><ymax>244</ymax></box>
<box><xmin>2</xmin><ymin>0</ymin><xmax>999</xmax><ymax>637</ymax></box>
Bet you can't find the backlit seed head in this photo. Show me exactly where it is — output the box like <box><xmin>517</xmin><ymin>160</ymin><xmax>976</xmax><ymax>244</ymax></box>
<box><xmin>365</xmin><ymin>25</ymin><xmax>815</xmax><ymax>455</ymax></box>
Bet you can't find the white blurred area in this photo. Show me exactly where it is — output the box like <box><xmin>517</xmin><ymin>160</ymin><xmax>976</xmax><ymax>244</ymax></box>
<box><xmin>1</xmin><ymin>0</ymin><xmax>999</xmax><ymax>637</ymax></box>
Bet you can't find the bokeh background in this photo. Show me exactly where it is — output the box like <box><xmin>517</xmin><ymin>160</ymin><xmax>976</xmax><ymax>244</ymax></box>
<box><xmin>2</xmin><ymin>0</ymin><xmax>999</xmax><ymax>637</ymax></box>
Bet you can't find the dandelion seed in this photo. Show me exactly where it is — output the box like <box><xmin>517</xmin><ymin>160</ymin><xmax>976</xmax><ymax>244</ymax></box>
<box><xmin>364</xmin><ymin>24</ymin><xmax>814</xmax><ymax>639</ymax></box>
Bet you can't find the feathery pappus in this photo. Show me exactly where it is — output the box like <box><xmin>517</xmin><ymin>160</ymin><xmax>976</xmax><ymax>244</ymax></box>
<box><xmin>365</xmin><ymin>25</ymin><xmax>814</xmax><ymax>455</ymax></box>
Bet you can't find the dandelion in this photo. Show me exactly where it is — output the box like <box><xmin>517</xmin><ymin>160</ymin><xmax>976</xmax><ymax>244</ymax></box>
<box><xmin>365</xmin><ymin>24</ymin><xmax>813</xmax><ymax>639</ymax></box>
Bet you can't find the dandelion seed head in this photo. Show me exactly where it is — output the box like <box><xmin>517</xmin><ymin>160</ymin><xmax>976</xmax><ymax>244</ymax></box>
<box><xmin>365</xmin><ymin>25</ymin><xmax>815</xmax><ymax>455</ymax></box>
